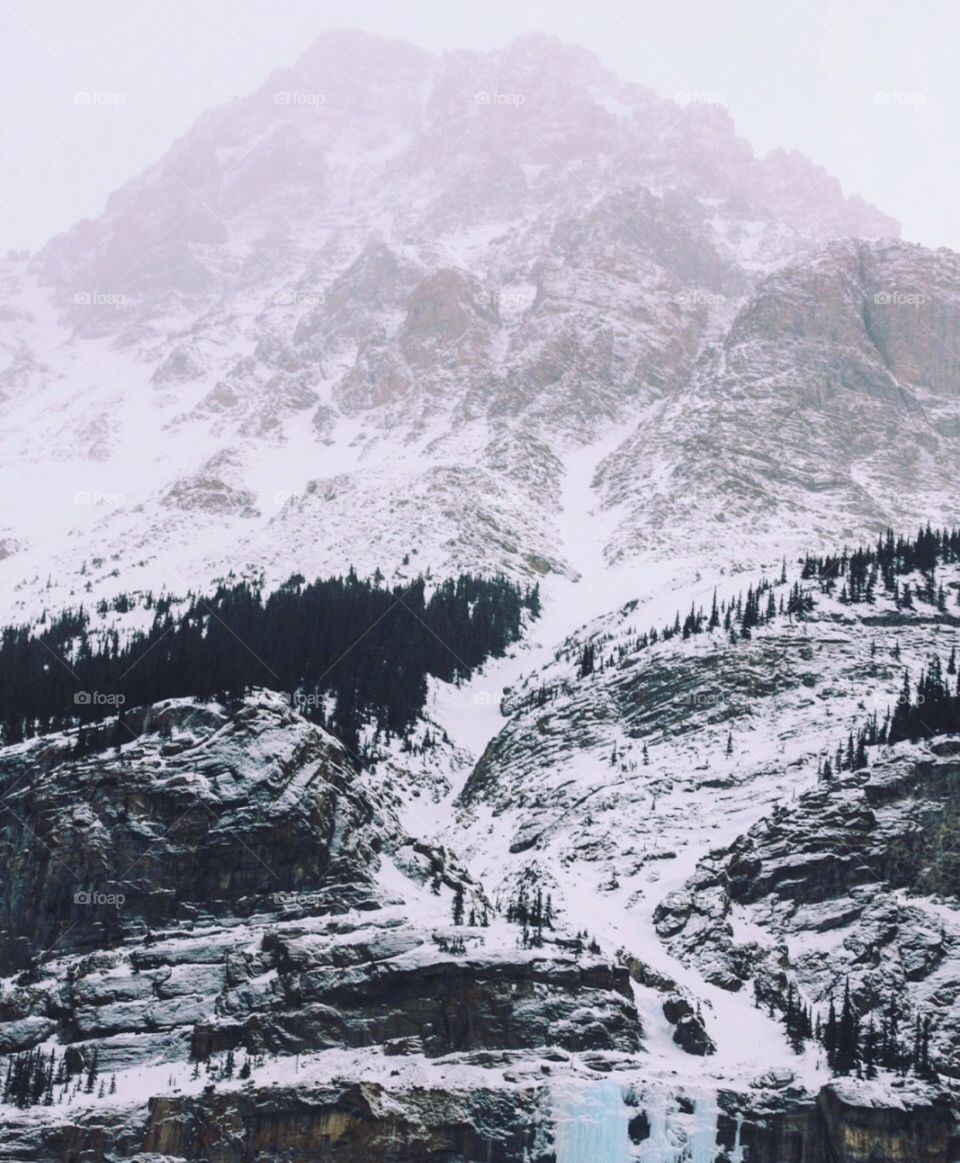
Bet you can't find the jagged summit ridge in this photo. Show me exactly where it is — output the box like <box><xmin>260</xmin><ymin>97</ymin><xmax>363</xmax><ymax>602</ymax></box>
<box><xmin>0</xmin><ymin>30</ymin><xmax>912</xmax><ymax>623</ymax></box>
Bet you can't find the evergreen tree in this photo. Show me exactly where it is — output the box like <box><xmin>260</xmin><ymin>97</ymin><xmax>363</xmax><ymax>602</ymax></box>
<box><xmin>862</xmin><ymin>1016</ymin><xmax>878</xmax><ymax>1079</ymax></box>
<box><xmin>824</xmin><ymin>998</ymin><xmax>839</xmax><ymax>1070</ymax></box>
<box><xmin>84</xmin><ymin>1049</ymin><xmax>99</xmax><ymax>1095</ymax></box>
<box><xmin>834</xmin><ymin>981</ymin><xmax>860</xmax><ymax>1076</ymax></box>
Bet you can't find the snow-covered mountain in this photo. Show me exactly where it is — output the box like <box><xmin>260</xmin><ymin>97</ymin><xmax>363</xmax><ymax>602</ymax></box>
<box><xmin>2</xmin><ymin>27</ymin><xmax>960</xmax><ymax>1163</ymax></box>
<box><xmin>0</xmin><ymin>28</ymin><xmax>925</xmax><ymax>627</ymax></box>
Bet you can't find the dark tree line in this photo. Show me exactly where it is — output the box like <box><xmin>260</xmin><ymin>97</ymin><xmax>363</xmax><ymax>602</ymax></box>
<box><xmin>813</xmin><ymin>530</ymin><xmax>960</xmax><ymax>805</ymax></box>
<box><xmin>627</xmin><ymin>572</ymin><xmax>812</xmax><ymax>656</ymax></box>
<box><xmin>826</xmin><ymin>653</ymin><xmax>960</xmax><ymax>784</ymax></box>
<box><xmin>781</xmin><ymin>980</ymin><xmax>936</xmax><ymax>1079</ymax></box>
<box><xmin>0</xmin><ymin>1046</ymin><xmax>114</xmax><ymax>1107</ymax></box>
<box><xmin>802</xmin><ymin>525</ymin><xmax>960</xmax><ymax>608</ymax></box>
<box><xmin>500</xmin><ymin>871</ymin><xmax>557</xmax><ymax>949</ymax></box>
<box><xmin>604</xmin><ymin>525</ymin><xmax>960</xmax><ymax>687</ymax></box>
<box><xmin>782</xmin><ymin>982</ymin><xmax>814</xmax><ymax>1053</ymax></box>
<box><xmin>2</xmin><ymin>1047</ymin><xmax>59</xmax><ymax>1107</ymax></box>
<box><xmin>560</xmin><ymin>567</ymin><xmax>810</xmax><ymax>703</ymax></box>
<box><xmin>630</xmin><ymin>524</ymin><xmax>960</xmax><ymax>679</ymax></box>
<box><xmin>529</xmin><ymin>567</ymin><xmax>814</xmax><ymax>714</ymax></box>
<box><xmin>563</xmin><ymin>526</ymin><xmax>960</xmax><ymax>706</ymax></box>
<box><xmin>887</xmin><ymin>655</ymin><xmax>960</xmax><ymax>744</ymax></box>
<box><xmin>505</xmin><ymin>882</ymin><xmax>554</xmax><ymax>932</ymax></box>
<box><xmin>0</xmin><ymin>571</ymin><xmax>540</xmax><ymax>759</ymax></box>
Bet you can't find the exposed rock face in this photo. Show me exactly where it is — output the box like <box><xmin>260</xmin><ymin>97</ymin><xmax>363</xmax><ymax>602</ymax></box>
<box><xmin>152</xmin><ymin>347</ymin><xmax>206</xmax><ymax>388</ymax></box>
<box><xmin>3</xmin><ymin>1075</ymin><xmax>953</xmax><ymax>1162</ymax></box>
<box><xmin>0</xmin><ymin>694</ymin><xmax>377</xmax><ymax>971</ymax></box>
<box><xmin>163</xmin><ymin>450</ymin><xmax>262</xmax><ymax>517</ymax></box>
<box><xmin>816</xmin><ymin>1084</ymin><xmax>956</xmax><ymax>1163</ymax></box>
<box><xmin>656</xmin><ymin>741</ymin><xmax>960</xmax><ymax>1072</ymax></box>
<box><xmin>295</xmin><ymin>239</ymin><xmax>424</xmax><ymax>358</ymax></box>
<box><xmin>0</xmin><ymin>1080</ymin><xmax>553</xmax><ymax>1162</ymax></box>
<box><xmin>661</xmin><ymin>996</ymin><xmax>716</xmax><ymax>1056</ymax></box>
<box><xmin>0</xmin><ymin>694</ymin><xmax>645</xmax><ymax>1158</ymax></box>
<box><xmin>598</xmin><ymin>239</ymin><xmax>960</xmax><ymax>565</ymax></box>
<box><xmin>138</xmin><ymin>1082</ymin><xmax>552</xmax><ymax>1163</ymax></box>
<box><xmin>727</xmin><ymin>1083</ymin><xmax>957</xmax><ymax>1163</ymax></box>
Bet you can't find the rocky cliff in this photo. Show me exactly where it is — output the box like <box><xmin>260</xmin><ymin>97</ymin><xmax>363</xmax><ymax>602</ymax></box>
<box><xmin>0</xmin><ymin>693</ymin><xmax>652</xmax><ymax>1160</ymax></box>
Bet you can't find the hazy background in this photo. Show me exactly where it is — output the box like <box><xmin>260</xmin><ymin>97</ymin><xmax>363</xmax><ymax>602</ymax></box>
<box><xmin>0</xmin><ymin>0</ymin><xmax>953</xmax><ymax>253</ymax></box>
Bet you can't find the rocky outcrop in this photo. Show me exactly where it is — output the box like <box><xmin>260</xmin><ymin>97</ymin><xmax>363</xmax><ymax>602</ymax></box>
<box><xmin>0</xmin><ymin>1076</ymin><xmax>953</xmax><ymax>1162</ymax></box>
<box><xmin>0</xmin><ymin>1080</ymin><xmax>553</xmax><ymax>1162</ymax></box>
<box><xmin>656</xmin><ymin>741</ymin><xmax>960</xmax><ymax>1072</ymax></box>
<box><xmin>0</xmin><ymin>694</ymin><xmax>645</xmax><ymax>1157</ymax></box>
<box><xmin>143</xmin><ymin>1083</ymin><xmax>547</xmax><ymax>1163</ymax></box>
<box><xmin>726</xmin><ymin>1082</ymin><xmax>958</xmax><ymax>1163</ymax></box>
<box><xmin>815</xmin><ymin>1083</ymin><xmax>956</xmax><ymax>1163</ymax></box>
<box><xmin>163</xmin><ymin>450</ymin><xmax>261</xmax><ymax>517</ymax></box>
<box><xmin>661</xmin><ymin>996</ymin><xmax>716</xmax><ymax>1056</ymax></box>
<box><xmin>599</xmin><ymin>239</ymin><xmax>960</xmax><ymax>565</ymax></box>
<box><xmin>0</xmin><ymin>694</ymin><xmax>378</xmax><ymax>971</ymax></box>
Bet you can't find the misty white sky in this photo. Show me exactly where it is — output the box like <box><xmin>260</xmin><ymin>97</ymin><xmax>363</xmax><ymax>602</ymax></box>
<box><xmin>0</xmin><ymin>0</ymin><xmax>955</xmax><ymax>253</ymax></box>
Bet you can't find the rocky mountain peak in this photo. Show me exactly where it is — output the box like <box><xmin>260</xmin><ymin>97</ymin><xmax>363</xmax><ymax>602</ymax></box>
<box><xmin>293</xmin><ymin>27</ymin><xmax>434</xmax><ymax>78</ymax></box>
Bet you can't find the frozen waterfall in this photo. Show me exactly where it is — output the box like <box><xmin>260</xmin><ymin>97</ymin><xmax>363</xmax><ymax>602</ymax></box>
<box><xmin>551</xmin><ymin>1081</ymin><xmax>722</xmax><ymax>1163</ymax></box>
<box><xmin>552</xmin><ymin>1079</ymin><xmax>630</xmax><ymax>1162</ymax></box>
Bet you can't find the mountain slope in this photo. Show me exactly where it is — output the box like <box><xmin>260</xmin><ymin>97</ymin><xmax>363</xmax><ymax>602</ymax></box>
<box><xmin>4</xmin><ymin>25</ymin><xmax>960</xmax><ymax>1163</ymax></box>
<box><xmin>0</xmin><ymin>30</ymin><xmax>906</xmax><ymax>628</ymax></box>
